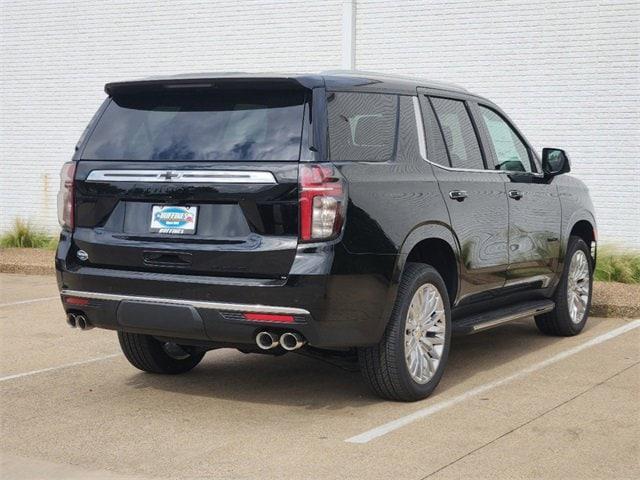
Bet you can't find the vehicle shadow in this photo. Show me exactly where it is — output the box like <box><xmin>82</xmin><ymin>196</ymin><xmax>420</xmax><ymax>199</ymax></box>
<box><xmin>124</xmin><ymin>318</ymin><xmax>595</xmax><ymax>409</ymax></box>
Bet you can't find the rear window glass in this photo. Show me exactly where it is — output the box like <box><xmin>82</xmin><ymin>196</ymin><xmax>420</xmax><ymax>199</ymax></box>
<box><xmin>327</xmin><ymin>92</ymin><xmax>398</xmax><ymax>161</ymax></box>
<box><xmin>82</xmin><ymin>89</ymin><xmax>306</xmax><ymax>161</ymax></box>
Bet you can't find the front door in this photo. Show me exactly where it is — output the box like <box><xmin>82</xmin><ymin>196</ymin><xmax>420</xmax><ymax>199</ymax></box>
<box><xmin>472</xmin><ymin>104</ymin><xmax>561</xmax><ymax>288</ymax></box>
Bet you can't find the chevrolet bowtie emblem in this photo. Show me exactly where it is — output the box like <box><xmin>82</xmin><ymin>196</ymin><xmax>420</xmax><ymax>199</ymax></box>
<box><xmin>159</xmin><ymin>171</ymin><xmax>179</xmax><ymax>180</ymax></box>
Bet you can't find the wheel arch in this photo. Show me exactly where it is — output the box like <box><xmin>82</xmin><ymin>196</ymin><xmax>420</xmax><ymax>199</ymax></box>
<box><xmin>566</xmin><ymin>214</ymin><xmax>597</xmax><ymax>266</ymax></box>
<box><xmin>394</xmin><ymin>223</ymin><xmax>461</xmax><ymax>306</ymax></box>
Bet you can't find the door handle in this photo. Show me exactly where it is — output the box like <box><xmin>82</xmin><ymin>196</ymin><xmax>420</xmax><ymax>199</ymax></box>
<box><xmin>508</xmin><ymin>190</ymin><xmax>524</xmax><ymax>200</ymax></box>
<box><xmin>448</xmin><ymin>190</ymin><xmax>468</xmax><ymax>201</ymax></box>
<box><xmin>449</xmin><ymin>190</ymin><xmax>467</xmax><ymax>202</ymax></box>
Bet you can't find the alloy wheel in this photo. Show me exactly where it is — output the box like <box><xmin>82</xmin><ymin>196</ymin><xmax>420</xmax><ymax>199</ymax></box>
<box><xmin>404</xmin><ymin>283</ymin><xmax>446</xmax><ymax>384</ymax></box>
<box><xmin>567</xmin><ymin>249</ymin><xmax>590</xmax><ymax>324</ymax></box>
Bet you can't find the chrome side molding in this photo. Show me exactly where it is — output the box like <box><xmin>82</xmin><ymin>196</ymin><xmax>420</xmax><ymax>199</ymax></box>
<box><xmin>85</xmin><ymin>170</ymin><xmax>277</xmax><ymax>184</ymax></box>
<box><xmin>60</xmin><ymin>289</ymin><xmax>309</xmax><ymax>315</ymax></box>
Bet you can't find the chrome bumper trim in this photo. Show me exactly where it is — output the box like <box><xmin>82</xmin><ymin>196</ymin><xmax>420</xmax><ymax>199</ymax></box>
<box><xmin>60</xmin><ymin>289</ymin><xmax>310</xmax><ymax>315</ymax></box>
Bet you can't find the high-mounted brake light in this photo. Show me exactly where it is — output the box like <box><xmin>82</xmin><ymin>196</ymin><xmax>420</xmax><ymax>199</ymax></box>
<box><xmin>299</xmin><ymin>164</ymin><xmax>346</xmax><ymax>242</ymax></box>
<box><xmin>57</xmin><ymin>162</ymin><xmax>76</xmax><ymax>231</ymax></box>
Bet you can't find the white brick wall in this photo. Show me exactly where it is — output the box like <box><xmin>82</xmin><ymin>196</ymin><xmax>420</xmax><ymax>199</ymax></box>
<box><xmin>356</xmin><ymin>0</ymin><xmax>640</xmax><ymax>248</ymax></box>
<box><xmin>1</xmin><ymin>0</ymin><xmax>638</xmax><ymax>248</ymax></box>
<box><xmin>0</xmin><ymin>0</ymin><xmax>343</xmax><ymax>233</ymax></box>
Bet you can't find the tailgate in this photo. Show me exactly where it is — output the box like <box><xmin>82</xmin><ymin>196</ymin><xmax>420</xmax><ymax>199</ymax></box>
<box><xmin>73</xmin><ymin>161</ymin><xmax>299</xmax><ymax>278</ymax></box>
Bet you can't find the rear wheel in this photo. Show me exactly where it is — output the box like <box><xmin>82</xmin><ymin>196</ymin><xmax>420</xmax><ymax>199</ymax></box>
<box><xmin>118</xmin><ymin>331</ymin><xmax>205</xmax><ymax>374</ymax></box>
<box><xmin>359</xmin><ymin>263</ymin><xmax>451</xmax><ymax>402</ymax></box>
<box><xmin>536</xmin><ymin>236</ymin><xmax>592</xmax><ymax>336</ymax></box>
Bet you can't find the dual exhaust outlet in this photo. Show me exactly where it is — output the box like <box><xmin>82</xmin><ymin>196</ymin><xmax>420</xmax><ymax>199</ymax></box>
<box><xmin>256</xmin><ymin>331</ymin><xmax>306</xmax><ymax>351</ymax></box>
<box><xmin>66</xmin><ymin>312</ymin><xmax>93</xmax><ymax>330</ymax></box>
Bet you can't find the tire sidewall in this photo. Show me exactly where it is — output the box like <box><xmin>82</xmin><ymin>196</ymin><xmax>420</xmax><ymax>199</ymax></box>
<box><xmin>392</xmin><ymin>265</ymin><xmax>452</xmax><ymax>398</ymax></box>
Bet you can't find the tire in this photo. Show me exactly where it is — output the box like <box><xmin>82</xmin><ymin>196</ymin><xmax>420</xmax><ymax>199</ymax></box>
<box><xmin>118</xmin><ymin>331</ymin><xmax>205</xmax><ymax>374</ymax></box>
<box><xmin>536</xmin><ymin>236</ymin><xmax>593</xmax><ymax>336</ymax></box>
<box><xmin>358</xmin><ymin>263</ymin><xmax>452</xmax><ymax>402</ymax></box>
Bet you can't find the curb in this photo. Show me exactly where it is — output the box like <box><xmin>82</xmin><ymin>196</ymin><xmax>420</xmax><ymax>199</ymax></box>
<box><xmin>590</xmin><ymin>303</ymin><xmax>640</xmax><ymax>319</ymax></box>
<box><xmin>0</xmin><ymin>263</ymin><xmax>54</xmax><ymax>276</ymax></box>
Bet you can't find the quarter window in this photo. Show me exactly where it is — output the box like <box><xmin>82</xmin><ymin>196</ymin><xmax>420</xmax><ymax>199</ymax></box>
<box><xmin>327</xmin><ymin>92</ymin><xmax>398</xmax><ymax>161</ymax></box>
<box><xmin>478</xmin><ymin>106</ymin><xmax>532</xmax><ymax>172</ymax></box>
<box><xmin>430</xmin><ymin>97</ymin><xmax>484</xmax><ymax>170</ymax></box>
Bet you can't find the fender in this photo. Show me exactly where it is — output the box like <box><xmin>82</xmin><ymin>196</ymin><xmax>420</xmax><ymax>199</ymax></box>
<box><xmin>376</xmin><ymin>221</ymin><xmax>461</xmax><ymax>333</ymax></box>
<box><xmin>562</xmin><ymin>209</ymin><xmax>596</xmax><ymax>252</ymax></box>
<box><xmin>557</xmin><ymin>210</ymin><xmax>597</xmax><ymax>283</ymax></box>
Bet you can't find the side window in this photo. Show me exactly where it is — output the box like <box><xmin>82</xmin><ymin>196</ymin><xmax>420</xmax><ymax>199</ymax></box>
<box><xmin>420</xmin><ymin>97</ymin><xmax>449</xmax><ymax>167</ymax></box>
<box><xmin>327</xmin><ymin>92</ymin><xmax>398</xmax><ymax>161</ymax></box>
<box><xmin>430</xmin><ymin>97</ymin><xmax>484</xmax><ymax>170</ymax></box>
<box><xmin>478</xmin><ymin>106</ymin><xmax>532</xmax><ymax>172</ymax></box>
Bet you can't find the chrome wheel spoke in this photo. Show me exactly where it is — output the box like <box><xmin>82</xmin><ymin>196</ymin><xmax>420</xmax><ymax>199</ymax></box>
<box><xmin>404</xmin><ymin>283</ymin><xmax>447</xmax><ymax>384</ymax></box>
<box><xmin>566</xmin><ymin>250</ymin><xmax>590</xmax><ymax>324</ymax></box>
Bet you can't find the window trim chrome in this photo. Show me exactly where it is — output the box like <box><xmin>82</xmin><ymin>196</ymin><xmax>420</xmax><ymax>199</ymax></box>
<box><xmin>60</xmin><ymin>289</ymin><xmax>310</xmax><ymax>315</ymax></box>
<box><xmin>412</xmin><ymin>96</ymin><xmax>543</xmax><ymax>177</ymax></box>
<box><xmin>85</xmin><ymin>170</ymin><xmax>277</xmax><ymax>184</ymax></box>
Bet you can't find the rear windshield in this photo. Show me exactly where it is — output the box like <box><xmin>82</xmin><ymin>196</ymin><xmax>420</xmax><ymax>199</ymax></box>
<box><xmin>82</xmin><ymin>89</ymin><xmax>306</xmax><ymax>161</ymax></box>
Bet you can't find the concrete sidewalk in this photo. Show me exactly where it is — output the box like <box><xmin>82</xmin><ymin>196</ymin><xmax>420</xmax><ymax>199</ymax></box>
<box><xmin>1</xmin><ymin>273</ymin><xmax>638</xmax><ymax>479</ymax></box>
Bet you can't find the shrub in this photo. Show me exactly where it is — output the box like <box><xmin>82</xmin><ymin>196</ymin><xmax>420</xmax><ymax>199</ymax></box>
<box><xmin>0</xmin><ymin>219</ymin><xmax>57</xmax><ymax>249</ymax></box>
<box><xmin>594</xmin><ymin>246</ymin><xmax>640</xmax><ymax>284</ymax></box>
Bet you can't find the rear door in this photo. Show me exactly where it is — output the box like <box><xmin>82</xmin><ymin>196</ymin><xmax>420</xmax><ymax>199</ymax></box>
<box><xmin>419</xmin><ymin>91</ymin><xmax>509</xmax><ymax>302</ymax></box>
<box><xmin>72</xmin><ymin>81</ymin><xmax>311</xmax><ymax>278</ymax></box>
<box><xmin>472</xmin><ymin>103</ymin><xmax>561</xmax><ymax>288</ymax></box>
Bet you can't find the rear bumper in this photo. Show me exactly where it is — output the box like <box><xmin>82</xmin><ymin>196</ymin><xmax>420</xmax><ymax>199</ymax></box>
<box><xmin>56</xmin><ymin>235</ymin><xmax>399</xmax><ymax>349</ymax></box>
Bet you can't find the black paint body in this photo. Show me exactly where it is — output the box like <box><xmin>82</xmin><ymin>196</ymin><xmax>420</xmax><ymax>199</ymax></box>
<box><xmin>56</xmin><ymin>72</ymin><xmax>596</xmax><ymax>349</ymax></box>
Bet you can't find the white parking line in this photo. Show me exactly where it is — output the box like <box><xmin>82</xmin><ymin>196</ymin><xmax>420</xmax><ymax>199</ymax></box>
<box><xmin>0</xmin><ymin>296</ymin><xmax>58</xmax><ymax>308</ymax></box>
<box><xmin>0</xmin><ymin>354</ymin><xmax>120</xmax><ymax>383</ymax></box>
<box><xmin>346</xmin><ymin>319</ymin><xmax>640</xmax><ymax>444</ymax></box>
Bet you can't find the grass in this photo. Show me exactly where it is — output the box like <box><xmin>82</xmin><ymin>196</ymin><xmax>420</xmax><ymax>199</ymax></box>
<box><xmin>0</xmin><ymin>219</ymin><xmax>57</xmax><ymax>250</ymax></box>
<box><xmin>594</xmin><ymin>247</ymin><xmax>640</xmax><ymax>284</ymax></box>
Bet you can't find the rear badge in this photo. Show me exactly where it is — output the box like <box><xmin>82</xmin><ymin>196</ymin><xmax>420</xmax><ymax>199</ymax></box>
<box><xmin>150</xmin><ymin>205</ymin><xmax>198</xmax><ymax>235</ymax></box>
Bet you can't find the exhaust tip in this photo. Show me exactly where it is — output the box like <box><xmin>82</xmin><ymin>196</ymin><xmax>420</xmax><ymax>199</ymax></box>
<box><xmin>66</xmin><ymin>313</ymin><xmax>77</xmax><ymax>328</ymax></box>
<box><xmin>75</xmin><ymin>314</ymin><xmax>92</xmax><ymax>330</ymax></box>
<box><xmin>280</xmin><ymin>332</ymin><xmax>306</xmax><ymax>351</ymax></box>
<box><xmin>256</xmin><ymin>331</ymin><xmax>279</xmax><ymax>350</ymax></box>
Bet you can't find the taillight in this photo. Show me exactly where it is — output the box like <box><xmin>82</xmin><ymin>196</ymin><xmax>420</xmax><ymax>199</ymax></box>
<box><xmin>299</xmin><ymin>164</ymin><xmax>346</xmax><ymax>242</ymax></box>
<box><xmin>57</xmin><ymin>162</ymin><xmax>76</xmax><ymax>230</ymax></box>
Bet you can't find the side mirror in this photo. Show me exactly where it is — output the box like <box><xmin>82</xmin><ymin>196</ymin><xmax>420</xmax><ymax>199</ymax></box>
<box><xmin>542</xmin><ymin>148</ymin><xmax>571</xmax><ymax>177</ymax></box>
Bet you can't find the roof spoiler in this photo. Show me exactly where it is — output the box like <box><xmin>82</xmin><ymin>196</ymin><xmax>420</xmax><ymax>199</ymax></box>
<box><xmin>104</xmin><ymin>75</ymin><xmax>324</xmax><ymax>96</ymax></box>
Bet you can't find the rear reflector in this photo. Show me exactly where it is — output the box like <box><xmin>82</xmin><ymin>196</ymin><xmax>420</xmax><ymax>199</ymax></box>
<box><xmin>63</xmin><ymin>296</ymin><xmax>90</xmax><ymax>306</ymax></box>
<box><xmin>243</xmin><ymin>313</ymin><xmax>295</xmax><ymax>323</ymax></box>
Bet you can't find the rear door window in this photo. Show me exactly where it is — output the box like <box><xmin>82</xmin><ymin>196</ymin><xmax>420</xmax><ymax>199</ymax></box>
<box><xmin>420</xmin><ymin>97</ymin><xmax>450</xmax><ymax>167</ymax></box>
<box><xmin>327</xmin><ymin>92</ymin><xmax>398</xmax><ymax>161</ymax></box>
<box><xmin>430</xmin><ymin>97</ymin><xmax>484</xmax><ymax>170</ymax></box>
<box><xmin>82</xmin><ymin>89</ymin><xmax>307</xmax><ymax>161</ymax></box>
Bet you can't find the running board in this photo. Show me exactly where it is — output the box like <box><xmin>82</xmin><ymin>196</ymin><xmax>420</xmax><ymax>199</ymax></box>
<box><xmin>453</xmin><ymin>300</ymin><xmax>555</xmax><ymax>335</ymax></box>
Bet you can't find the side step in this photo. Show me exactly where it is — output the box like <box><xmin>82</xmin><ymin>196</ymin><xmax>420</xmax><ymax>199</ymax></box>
<box><xmin>452</xmin><ymin>299</ymin><xmax>555</xmax><ymax>335</ymax></box>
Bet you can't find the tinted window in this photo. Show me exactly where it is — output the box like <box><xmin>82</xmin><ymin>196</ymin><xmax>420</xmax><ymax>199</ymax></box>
<box><xmin>478</xmin><ymin>106</ymin><xmax>532</xmax><ymax>172</ymax></box>
<box><xmin>430</xmin><ymin>97</ymin><xmax>484</xmax><ymax>170</ymax></box>
<box><xmin>82</xmin><ymin>89</ymin><xmax>306</xmax><ymax>161</ymax></box>
<box><xmin>328</xmin><ymin>92</ymin><xmax>398</xmax><ymax>161</ymax></box>
<box><xmin>421</xmin><ymin>98</ymin><xmax>449</xmax><ymax>167</ymax></box>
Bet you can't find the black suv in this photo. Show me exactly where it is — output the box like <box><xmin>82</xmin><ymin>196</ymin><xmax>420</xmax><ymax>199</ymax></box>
<box><xmin>56</xmin><ymin>72</ymin><xmax>597</xmax><ymax>401</ymax></box>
